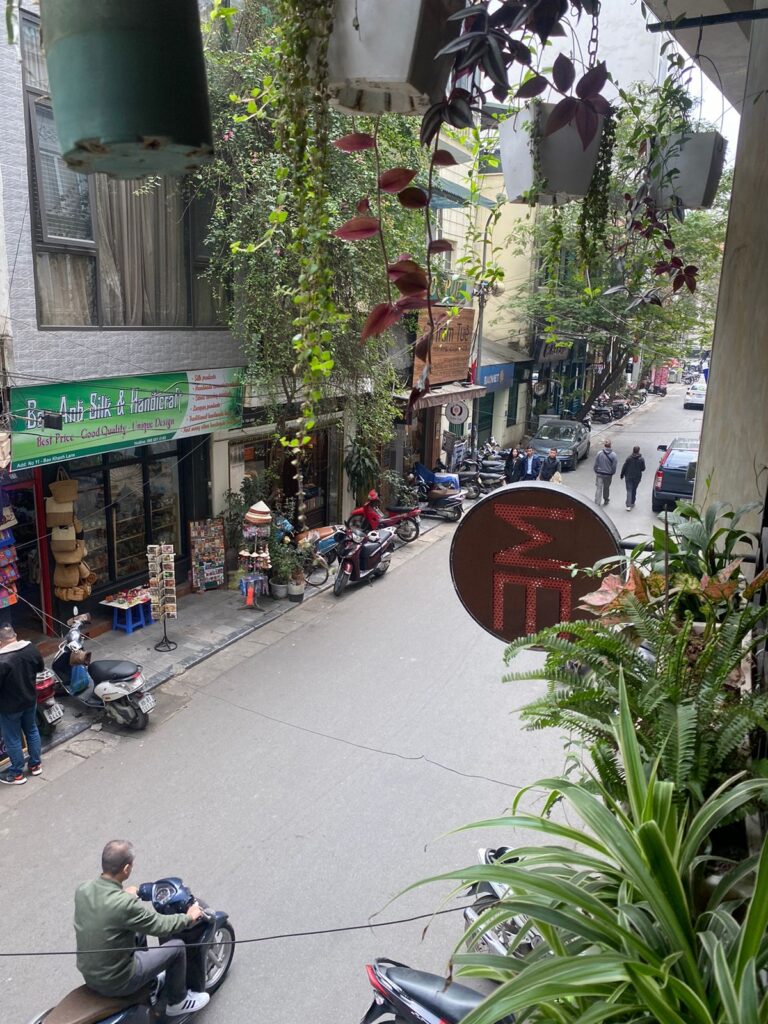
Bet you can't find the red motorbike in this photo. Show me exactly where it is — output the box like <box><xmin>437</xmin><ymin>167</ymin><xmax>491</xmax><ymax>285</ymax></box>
<box><xmin>347</xmin><ymin>491</ymin><xmax>421</xmax><ymax>543</ymax></box>
<box><xmin>332</xmin><ymin>525</ymin><xmax>396</xmax><ymax>597</ymax></box>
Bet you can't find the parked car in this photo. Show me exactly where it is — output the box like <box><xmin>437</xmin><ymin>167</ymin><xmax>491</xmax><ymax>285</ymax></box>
<box><xmin>652</xmin><ymin>437</ymin><xmax>699</xmax><ymax>513</ymax></box>
<box><xmin>683</xmin><ymin>381</ymin><xmax>707</xmax><ymax>409</ymax></box>
<box><xmin>529</xmin><ymin>419</ymin><xmax>590</xmax><ymax>470</ymax></box>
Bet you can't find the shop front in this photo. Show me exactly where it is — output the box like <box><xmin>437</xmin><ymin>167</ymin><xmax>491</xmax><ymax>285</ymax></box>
<box><xmin>8</xmin><ymin>368</ymin><xmax>242</xmax><ymax>636</ymax></box>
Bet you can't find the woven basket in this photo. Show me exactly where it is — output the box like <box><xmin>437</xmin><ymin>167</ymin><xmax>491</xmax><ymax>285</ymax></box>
<box><xmin>53</xmin><ymin>540</ymin><xmax>86</xmax><ymax>565</ymax></box>
<box><xmin>49</xmin><ymin>470</ymin><xmax>78</xmax><ymax>503</ymax></box>
<box><xmin>54</xmin><ymin>563</ymin><xmax>80</xmax><ymax>588</ymax></box>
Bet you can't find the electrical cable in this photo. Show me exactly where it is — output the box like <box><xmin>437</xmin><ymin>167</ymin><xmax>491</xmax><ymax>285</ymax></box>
<box><xmin>0</xmin><ymin>904</ymin><xmax>471</xmax><ymax>958</ymax></box>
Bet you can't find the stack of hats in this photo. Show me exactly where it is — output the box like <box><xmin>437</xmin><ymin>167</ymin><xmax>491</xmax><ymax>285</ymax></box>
<box><xmin>244</xmin><ymin>501</ymin><xmax>272</xmax><ymax>527</ymax></box>
<box><xmin>47</xmin><ymin>469</ymin><xmax>96</xmax><ymax>602</ymax></box>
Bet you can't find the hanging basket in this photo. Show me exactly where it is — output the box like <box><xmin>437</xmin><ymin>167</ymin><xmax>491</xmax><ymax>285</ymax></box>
<box><xmin>327</xmin><ymin>0</ymin><xmax>465</xmax><ymax>115</ymax></box>
<box><xmin>39</xmin><ymin>0</ymin><xmax>213</xmax><ymax>179</ymax></box>
<box><xmin>499</xmin><ymin>102</ymin><xmax>605</xmax><ymax>205</ymax></box>
<box><xmin>652</xmin><ymin>130</ymin><xmax>726</xmax><ymax>211</ymax></box>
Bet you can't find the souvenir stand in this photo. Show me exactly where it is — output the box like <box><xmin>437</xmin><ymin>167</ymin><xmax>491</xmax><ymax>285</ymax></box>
<box><xmin>147</xmin><ymin>544</ymin><xmax>177</xmax><ymax>652</ymax></box>
<box><xmin>189</xmin><ymin>518</ymin><xmax>226</xmax><ymax>592</ymax></box>
<box><xmin>239</xmin><ymin>501</ymin><xmax>272</xmax><ymax>610</ymax></box>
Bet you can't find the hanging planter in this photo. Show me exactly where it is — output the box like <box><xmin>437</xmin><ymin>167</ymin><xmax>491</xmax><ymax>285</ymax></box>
<box><xmin>499</xmin><ymin>102</ymin><xmax>605</xmax><ymax>205</ymax></box>
<box><xmin>652</xmin><ymin>130</ymin><xmax>727</xmax><ymax>210</ymax></box>
<box><xmin>39</xmin><ymin>0</ymin><xmax>213</xmax><ymax>178</ymax></box>
<box><xmin>326</xmin><ymin>0</ymin><xmax>465</xmax><ymax>115</ymax></box>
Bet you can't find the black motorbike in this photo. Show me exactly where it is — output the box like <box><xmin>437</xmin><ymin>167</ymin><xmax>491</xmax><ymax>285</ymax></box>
<box><xmin>410</xmin><ymin>474</ymin><xmax>465</xmax><ymax>521</ymax></box>
<box><xmin>360</xmin><ymin>958</ymin><xmax>510</xmax><ymax>1024</ymax></box>
<box><xmin>333</xmin><ymin>525</ymin><xmax>395</xmax><ymax>596</ymax></box>
<box><xmin>28</xmin><ymin>877</ymin><xmax>234</xmax><ymax>1024</ymax></box>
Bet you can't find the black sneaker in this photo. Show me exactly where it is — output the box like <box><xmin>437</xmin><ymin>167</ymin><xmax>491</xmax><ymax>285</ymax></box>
<box><xmin>0</xmin><ymin>770</ymin><xmax>26</xmax><ymax>785</ymax></box>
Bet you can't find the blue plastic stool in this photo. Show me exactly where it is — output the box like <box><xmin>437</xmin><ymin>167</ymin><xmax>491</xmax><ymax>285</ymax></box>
<box><xmin>112</xmin><ymin>603</ymin><xmax>146</xmax><ymax>635</ymax></box>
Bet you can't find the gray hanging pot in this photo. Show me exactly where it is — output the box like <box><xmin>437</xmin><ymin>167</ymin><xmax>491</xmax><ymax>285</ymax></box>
<box><xmin>39</xmin><ymin>0</ymin><xmax>213</xmax><ymax>178</ymax></box>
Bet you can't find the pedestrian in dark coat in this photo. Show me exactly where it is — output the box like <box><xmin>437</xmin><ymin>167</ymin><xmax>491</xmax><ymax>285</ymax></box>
<box><xmin>0</xmin><ymin>625</ymin><xmax>44</xmax><ymax>785</ymax></box>
<box><xmin>504</xmin><ymin>447</ymin><xmax>524</xmax><ymax>483</ymax></box>
<box><xmin>539</xmin><ymin>448</ymin><xmax>561</xmax><ymax>482</ymax></box>
<box><xmin>620</xmin><ymin>445</ymin><xmax>646</xmax><ymax>510</ymax></box>
<box><xmin>521</xmin><ymin>446</ymin><xmax>543</xmax><ymax>481</ymax></box>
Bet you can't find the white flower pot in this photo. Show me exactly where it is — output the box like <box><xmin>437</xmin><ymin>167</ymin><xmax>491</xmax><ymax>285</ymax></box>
<box><xmin>270</xmin><ymin>580</ymin><xmax>289</xmax><ymax>599</ymax></box>
<box><xmin>499</xmin><ymin>103</ymin><xmax>604</xmax><ymax>204</ymax></box>
<box><xmin>653</xmin><ymin>130</ymin><xmax>726</xmax><ymax>210</ymax></box>
<box><xmin>287</xmin><ymin>580</ymin><xmax>306</xmax><ymax>603</ymax></box>
<box><xmin>327</xmin><ymin>0</ymin><xmax>464</xmax><ymax>115</ymax></box>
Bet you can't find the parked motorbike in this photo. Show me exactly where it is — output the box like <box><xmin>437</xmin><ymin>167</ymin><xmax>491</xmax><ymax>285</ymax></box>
<box><xmin>274</xmin><ymin>514</ymin><xmax>343</xmax><ymax>584</ymax></box>
<box><xmin>51</xmin><ymin>611</ymin><xmax>154</xmax><ymax>730</ymax></box>
<box><xmin>434</xmin><ymin>460</ymin><xmax>489</xmax><ymax>500</ymax></box>
<box><xmin>361</xmin><ymin>958</ymin><xmax>508</xmax><ymax>1024</ymax></box>
<box><xmin>35</xmin><ymin>668</ymin><xmax>64</xmax><ymax>738</ymax></box>
<box><xmin>591</xmin><ymin>401</ymin><xmax>613</xmax><ymax>424</ymax></box>
<box><xmin>611</xmin><ymin>398</ymin><xmax>630</xmax><ymax>419</ymax></box>
<box><xmin>348</xmin><ymin>491</ymin><xmax>421</xmax><ymax>543</ymax></box>
<box><xmin>462</xmin><ymin>846</ymin><xmax>544</xmax><ymax>958</ymax></box>
<box><xmin>27</xmin><ymin>876</ymin><xmax>234</xmax><ymax>1024</ymax></box>
<box><xmin>333</xmin><ymin>525</ymin><xmax>396</xmax><ymax>596</ymax></box>
<box><xmin>410</xmin><ymin>466</ymin><xmax>465</xmax><ymax>521</ymax></box>
<box><xmin>650</xmin><ymin>383</ymin><xmax>667</xmax><ymax>396</ymax></box>
<box><xmin>462</xmin><ymin>469</ymin><xmax>505</xmax><ymax>501</ymax></box>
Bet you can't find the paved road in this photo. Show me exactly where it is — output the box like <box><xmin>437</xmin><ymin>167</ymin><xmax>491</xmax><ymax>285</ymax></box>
<box><xmin>554</xmin><ymin>383</ymin><xmax>703</xmax><ymax>541</ymax></box>
<box><xmin>0</xmin><ymin>385</ymin><xmax>703</xmax><ymax>1023</ymax></box>
<box><xmin>0</xmin><ymin>531</ymin><xmax>562</xmax><ymax>1024</ymax></box>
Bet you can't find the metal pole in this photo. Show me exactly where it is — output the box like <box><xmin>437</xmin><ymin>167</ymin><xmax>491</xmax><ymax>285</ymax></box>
<box><xmin>647</xmin><ymin>10</ymin><xmax>768</xmax><ymax>33</ymax></box>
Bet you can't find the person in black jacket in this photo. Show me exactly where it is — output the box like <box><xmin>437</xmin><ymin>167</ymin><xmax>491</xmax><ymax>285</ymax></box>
<box><xmin>620</xmin><ymin>445</ymin><xmax>646</xmax><ymax>510</ymax></box>
<box><xmin>504</xmin><ymin>447</ymin><xmax>524</xmax><ymax>483</ymax></box>
<box><xmin>539</xmin><ymin>448</ymin><xmax>561</xmax><ymax>482</ymax></box>
<box><xmin>0</xmin><ymin>626</ymin><xmax>44</xmax><ymax>784</ymax></box>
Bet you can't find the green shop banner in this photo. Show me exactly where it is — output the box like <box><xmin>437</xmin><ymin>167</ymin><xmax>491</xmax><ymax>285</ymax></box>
<box><xmin>11</xmin><ymin>368</ymin><xmax>243</xmax><ymax>469</ymax></box>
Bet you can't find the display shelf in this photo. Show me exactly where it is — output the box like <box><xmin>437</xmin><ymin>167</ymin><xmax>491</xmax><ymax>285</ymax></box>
<box><xmin>189</xmin><ymin>518</ymin><xmax>226</xmax><ymax>591</ymax></box>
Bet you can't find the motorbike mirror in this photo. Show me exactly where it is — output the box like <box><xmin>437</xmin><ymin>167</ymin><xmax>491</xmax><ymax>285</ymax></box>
<box><xmin>657</xmin><ymin>444</ymin><xmax>668</xmax><ymax>452</ymax></box>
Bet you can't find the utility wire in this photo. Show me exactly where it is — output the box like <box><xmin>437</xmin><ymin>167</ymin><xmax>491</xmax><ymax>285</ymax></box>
<box><xmin>0</xmin><ymin>905</ymin><xmax>471</xmax><ymax>958</ymax></box>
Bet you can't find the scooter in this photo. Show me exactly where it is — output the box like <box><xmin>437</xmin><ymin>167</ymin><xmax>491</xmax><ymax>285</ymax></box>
<box><xmin>462</xmin><ymin>469</ymin><xmax>505</xmax><ymax>501</ymax></box>
<box><xmin>35</xmin><ymin>668</ymin><xmax>64</xmax><ymax>738</ymax></box>
<box><xmin>348</xmin><ymin>491</ymin><xmax>421</xmax><ymax>543</ymax></box>
<box><xmin>411</xmin><ymin>465</ymin><xmax>465</xmax><ymax>522</ymax></box>
<box><xmin>27</xmin><ymin>876</ymin><xmax>234</xmax><ymax>1024</ymax></box>
<box><xmin>51</xmin><ymin>611</ymin><xmax>155</xmax><ymax>730</ymax></box>
<box><xmin>462</xmin><ymin>846</ymin><xmax>544</xmax><ymax>959</ymax></box>
<box><xmin>361</xmin><ymin>958</ymin><xmax>508</xmax><ymax>1024</ymax></box>
<box><xmin>333</xmin><ymin>525</ymin><xmax>396</xmax><ymax>596</ymax></box>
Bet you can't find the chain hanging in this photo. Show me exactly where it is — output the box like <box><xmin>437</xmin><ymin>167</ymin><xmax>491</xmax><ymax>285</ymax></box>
<box><xmin>587</xmin><ymin>6</ymin><xmax>600</xmax><ymax>69</ymax></box>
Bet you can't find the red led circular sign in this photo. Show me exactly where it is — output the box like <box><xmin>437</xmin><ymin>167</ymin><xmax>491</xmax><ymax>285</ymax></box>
<box><xmin>450</xmin><ymin>483</ymin><xmax>621</xmax><ymax>642</ymax></box>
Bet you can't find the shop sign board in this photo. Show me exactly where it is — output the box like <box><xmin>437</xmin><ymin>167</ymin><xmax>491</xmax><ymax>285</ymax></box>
<box><xmin>412</xmin><ymin>306</ymin><xmax>475</xmax><ymax>387</ymax></box>
<box><xmin>477</xmin><ymin>362</ymin><xmax>515</xmax><ymax>392</ymax></box>
<box><xmin>445</xmin><ymin>400</ymin><xmax>469</xmax><ymax>424</ymax></box>
<box><xmin>450</xmin><ymin>484</ymin><xmax>621</xmax><ymax>643</ymax></box>
<box><xmin>11</xmin><ymin>368</ymin><xmax>243</xmax><ymax>470</ymax></box>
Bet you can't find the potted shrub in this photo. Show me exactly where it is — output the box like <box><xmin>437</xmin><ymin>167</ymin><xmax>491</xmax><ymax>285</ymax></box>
<box><xmin>268</xmin><ymin>543</ymin><xmax>291</xmax><ymax>599</ymax></box>
<box><xmin>326</xmin><ymin>0</ymin><xmax>465</xmax><ymax>115</ymax></box>
<box><xmin>39</xmin><ymin>0</ymin><xmax>213</xmax><ymax>177</ymax></box>
<box><xmin>287</xmin><ymin>559</ymin><xmax>306</xmax><ymax>603</ymax></box>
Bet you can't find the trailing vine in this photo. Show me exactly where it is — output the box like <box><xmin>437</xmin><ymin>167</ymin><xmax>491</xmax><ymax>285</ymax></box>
<box><xmin>578</xmin><ymin>111</ymin><xmax>616</xmax><ymax>268</ymax></box>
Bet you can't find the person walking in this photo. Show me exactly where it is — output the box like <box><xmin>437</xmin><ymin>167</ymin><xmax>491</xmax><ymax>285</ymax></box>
<box><xmin>521</xmin><ymin>446</ymin><xmax>542</xmax><ymax>481</ymax></box>
<box><xmin>593</xmin><ymin>438</ymin><xmax>618</xmax><ymax>505</ymax></box>
<box><xmin>620</xmin><ymin>445</ymin><xmax>646</xmax><ymax>510</ymax></box>
<box><xmin>504</xmin><ymin>447</ymin><xmax>524</xmax><ymax>483</ymax></box>
<box><xmin>0</xmin><ymin>625</ymin><xmax>44</xmax><ymax>785</ymax></box>
<box><xmin>539</xmin><ymin>448</ymin><xmax>561</xmax><ymax>482</ymax></box>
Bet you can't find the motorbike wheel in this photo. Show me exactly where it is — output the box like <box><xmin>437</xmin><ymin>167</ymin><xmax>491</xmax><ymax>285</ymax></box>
<box><xmin>465</xmin><ymin>482</ymin><xmax>480</xmax><ymax>500</ymax></box>
<box><xmin>304</xmin><ymin>555</ymin><xmax>330</xmax><ymax>586</ymax></box>
<box><xmin>333</xmin><ymin>569</ymin><xmax>349</xmax><ymax>597</ymax></box>
<box><xmin>395</xmin><ymin>519</ymin><xmax>419</xmax><ymax>543</ymax></box>
<box><xmin>126</xmin><ymin>704</ymin><xmax>149</xmax><ymax>731</ymax></box>
<box><xmin>374</xmin><ymin>560</ymin><xmax>390</xmax><ymax>577</ymax></box>
<box><xmin>347</xmin><ymin>514</ymin><xmax>366</xmax><ymax>531</ymax></box>
<box><xmin>446</xmin><ymin>506</ymin><xmax>463</xmax><ymax>522</ymax></box>
<box><xmin>36</xmin><ymin>712</ymin><xmax>57</xmax><ymax>739</ymax></box>
<box><xmin>204</xmin><ymin>921</ymin><xmax>236</xmax><ymax>994</ymax></box>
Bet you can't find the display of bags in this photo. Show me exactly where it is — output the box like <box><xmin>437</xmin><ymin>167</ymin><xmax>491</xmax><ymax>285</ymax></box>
<box><xmin>49</xmin><ymin>467</ymin><xmax>79</xmax><ymax>503</ymax></box>
<box><xmin>50</xmin><ymin>525</ymin><xmax>78</xmax><ymax>552</ymax></box>
<box><xmin>52</xmin><ymin>540</ymin><xmax>86</xmax><ymax>565</ymax></box>
<box><xmin>0</xmin><ymin>584</ymin><xmax>17</xmax><ymax>609</ymax></box>
<box><xmin>54</xmin><ymin>563</ymin><xmax>80</xmax><ymax>588</ymax></box>
<box><xmin>45</xmin><ymin>498</ymin><xmax>75</xmax><ymax>527</ymax></box>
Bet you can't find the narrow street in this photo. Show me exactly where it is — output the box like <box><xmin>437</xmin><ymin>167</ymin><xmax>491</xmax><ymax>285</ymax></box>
<box><xmin>0</xmin><ymin>386</ymin><xmax>703</xmax><ymax>1023</ymax></box>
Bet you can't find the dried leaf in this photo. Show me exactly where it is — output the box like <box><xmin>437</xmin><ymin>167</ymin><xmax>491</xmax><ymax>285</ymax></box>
<box><xmin>379</xmin><ymin>168</ymin><xmax>418</xmax><ymax>193</ymax></box>
<box><xmin>333</xmin><ymin>216</ymin><xmax>380</xmax><ymax>241</ymax></box>
<box><xmin>397</xmin><ymin>186</ymin><xmax>429</xmax><ymax>209</ymax></box>
<box><xmin>361</xmin><ymin>302</ymin><xmax>402</xmax><ymax>341</ymax></box>
<box><xmin>333</xmin><ymin>132</ymin><xmax>375</xmax><ymax>152</ymax></box>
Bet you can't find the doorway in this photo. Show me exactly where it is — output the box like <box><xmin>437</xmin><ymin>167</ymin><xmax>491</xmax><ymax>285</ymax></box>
<box><xmin>4</xmin><ymin>478</ymin><xmax>51</xmax><ymax>638</ymax></box>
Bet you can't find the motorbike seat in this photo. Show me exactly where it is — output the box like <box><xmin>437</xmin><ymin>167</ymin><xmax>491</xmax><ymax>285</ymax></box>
<box><xmin>386</xmin><ymin>967</ymin><xmax>488</xmax><ymax>1024</ymax></box>
<box><xmin>385</xmin><ymin>505</ymin><xmax>413</xmax><ymax>514</ymax></box>
<box><xmin>88</xmin><ymin>660</ymin><xmax>139</xmax><ymax>684</ymax></box>
<box><xmin>362</xmin><ymin>541</ymin><xmax>380</xmax><ymax>563</ymax></box>
<box><xmin>44</xmin><ymin>984</ymin><xmax>152</xmax><ymax>1024</ymax></box>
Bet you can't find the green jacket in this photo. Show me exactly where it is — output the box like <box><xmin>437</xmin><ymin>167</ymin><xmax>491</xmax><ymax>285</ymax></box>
<box><xmin>74</xmin><ymin>876</ymin><xmax>192</xmax><ymax>992</ymax></box>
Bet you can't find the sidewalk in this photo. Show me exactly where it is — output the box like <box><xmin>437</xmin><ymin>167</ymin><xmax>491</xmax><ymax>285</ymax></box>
<box><xmin>42</xmin><ymin>515</ymin><xmax>447</xmax><ymax>752</ymax></box>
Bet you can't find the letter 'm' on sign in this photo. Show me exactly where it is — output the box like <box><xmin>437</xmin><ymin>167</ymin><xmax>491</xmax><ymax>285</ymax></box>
<box><xmin>492</xmin><ymin>504</ymin><xmax>576</xmax><ymax>635</ymax></box>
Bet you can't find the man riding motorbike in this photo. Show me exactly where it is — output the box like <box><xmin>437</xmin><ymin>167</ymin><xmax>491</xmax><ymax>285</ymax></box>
<box><xmin>74</xmin><ymin>840</ymin><xmax>209</xmax><ymax>1017</ymax></box>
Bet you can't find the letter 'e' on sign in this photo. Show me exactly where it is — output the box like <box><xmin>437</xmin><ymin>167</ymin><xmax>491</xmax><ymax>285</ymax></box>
<box><xmin>450</xmin><ymin>483</ymin><xmax>621</xmax><ymax>642</ymax></box>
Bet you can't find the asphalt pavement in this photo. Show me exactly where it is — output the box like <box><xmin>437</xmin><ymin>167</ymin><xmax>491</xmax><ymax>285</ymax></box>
<box><xmin>0</xmin><ymin>384</ymin><xmax>703</xmax><ymax>1023</ymax></box>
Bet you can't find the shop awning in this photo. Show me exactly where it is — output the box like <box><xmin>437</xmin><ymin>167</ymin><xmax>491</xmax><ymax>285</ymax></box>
<box><xmin>481</xmin><ymin>341</ymin><xmax>533</xmax><ymax>365</ymax></box>
<box><xmin>431</xmin><ymin>177</ymin><xmax>495</xmax><ymax>210</ymax></box>
<box><xmin>394</xmin><ymin>382</ymin><xmax>487</xmax><ymax>410</ymax></box>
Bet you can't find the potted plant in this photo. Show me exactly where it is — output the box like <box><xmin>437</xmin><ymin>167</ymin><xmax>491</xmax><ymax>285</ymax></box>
<box><xmin>268</xmin><ymin>542</ymin><xmax>291</xmax><ymax>599</ymax></box>
<box><xmin>39</xmin><ymin>0</ymin><xmax>213</xmax><ymax>177</ymax></box>
<box><xmin>326</xmin><ymin>0</ymin><xmax>465</xmax><ymax>115</ymax></box>
<box><xmin>287</xmin><ymin>557</ymin><xmax>306</xmax><ymax>603</ymax></box>
<box><xmin>653</xmin><ymin>127</ymin><xmax>727</xmax><ymax>210</ymax></box>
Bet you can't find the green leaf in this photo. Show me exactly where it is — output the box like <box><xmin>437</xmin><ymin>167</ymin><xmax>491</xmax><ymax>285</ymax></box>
<box><xmin>734</xmin><ymin>837</ymin><xmax>768</xmax><ymax>983</ymax></box>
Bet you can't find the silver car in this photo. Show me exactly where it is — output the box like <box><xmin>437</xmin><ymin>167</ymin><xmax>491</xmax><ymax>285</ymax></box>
<box><xmin>530</xmin><ymin>419</ymin><xmax>591</xmax><ymax>471</ymax></box>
